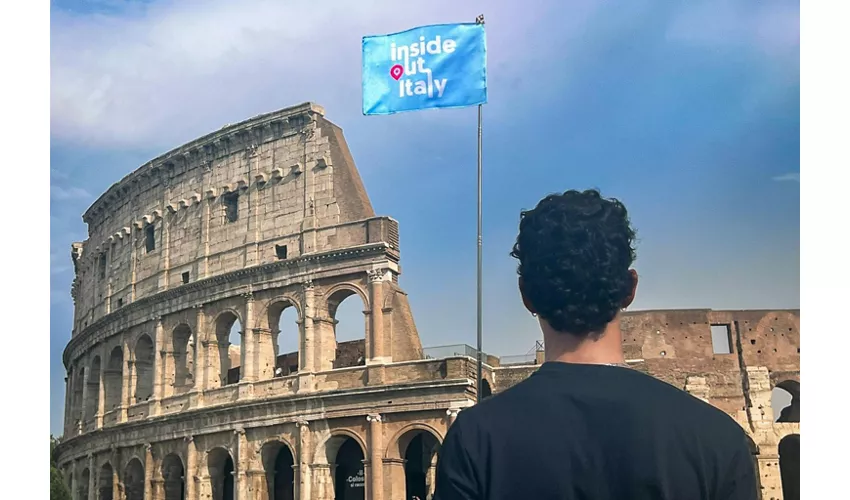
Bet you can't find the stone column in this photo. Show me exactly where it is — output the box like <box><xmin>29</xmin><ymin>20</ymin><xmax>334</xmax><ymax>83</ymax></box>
<box><xmin>151</xmin><ymin>318</ymin><xmax>165</xmax><ymax>416</ymax></box>
<box><xmin>296</xmin><ymin>420</ymin><xmax>311</xmax><ymax>500</ymax></box>
<box><xmin>242</xmin><ymin>293</ymin><xmax>257</xmax><ymax>383</ymax></box>
<box><xmin>367</xmin><ymin>270</ymin><xmax>386</xmax><ymax>364</ymax></box>
<box><xmin>235</xmin><ymin>428</ymin><xmax>249</xmax><ymax>500</ymax></box>
<box><xmin>301</xmin><ymin>281</ymin><xmax>316</xmax><ymax>373</ymax></box>
<box><xmin>185</xmin><ymin>436</ymin><xmax>197</xmax><ymax>500</ymax></box>
<box><xmin>366</xmin><ymin>414</ymin><xmax>384</xmax><ymax>500</ymax></box>
<box><xmin>88</xmin><ymin>454</ymin><xmax>96</xmax><ymax>500</ymax></box>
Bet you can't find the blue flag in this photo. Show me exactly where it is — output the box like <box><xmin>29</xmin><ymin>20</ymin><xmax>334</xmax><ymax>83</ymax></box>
<box><xmin>362</xmin><ymin>23</ymin><xmax>487</xmax><ymax>116</ymax></box>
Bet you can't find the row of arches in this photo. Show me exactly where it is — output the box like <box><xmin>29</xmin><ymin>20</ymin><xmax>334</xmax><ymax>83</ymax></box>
<box><xmin>67</xmin><ymin>289</ymin><xmax>369</xmax><ymax>432</ymax></box>
<box><xmin>69</xmin><ymin>428</ymin><xmax>441</xmax><ymax>500</ymax></box>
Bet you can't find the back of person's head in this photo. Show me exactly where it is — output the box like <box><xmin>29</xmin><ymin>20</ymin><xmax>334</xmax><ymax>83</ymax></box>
<box><xmin>510</xmin><ymin>189</ymin><xmax>637</xmax><ymax>339</ymax></box>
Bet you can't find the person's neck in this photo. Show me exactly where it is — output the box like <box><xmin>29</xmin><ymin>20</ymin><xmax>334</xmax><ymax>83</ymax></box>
<box><xmin>541</xmin><ymin>316</ymin><xmax>625</xmax><ymax>365</ymax></box>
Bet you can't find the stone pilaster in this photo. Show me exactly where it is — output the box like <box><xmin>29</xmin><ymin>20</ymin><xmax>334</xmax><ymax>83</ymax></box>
<box><xmin>120</xmin><ymin>341</ymin><xmax>131</xmax><ymax>422</ymax></box>
<box><xmin>95</xmin><ymin>346</ymin><xmax>106</xmax><ymax>429</ymax></box>
<box><xmin>367</xmin><ymin>414</ymin><xmax>384</xmax><ymax>500</ymax></box>
<box><xmin>235</xmin><ymin>428</ymin><xmax>249</xmax><ymax>500</ymax></box>
<box><xmin>88</xmin><ymin>454</ymin><xmax>95</xmax><ymax>500</ymax></box>
<box><xmin>144</xmin><ymin>443</ymin><xmax>154</xmax><ymax>500</ymax></box>
<box><xmin>241</xmin><ymin>293</ymin><xmax>257</xmax><ymax>383</ymax></box>
<box><xmin>185</xmin><ymin>436</ymin><xmax>197</xmax><ymax>500</ymax></box>
<box><xmin>193</xmin><ymin>304</ymin><xmax>207</xmax><ymax>405</ymax></box>
<box><xmin>80</xmin><ymin>365</ymin><xmax>90</xmax><ymax>428</ymax></box>
<box><xmin>150</xmin><ymin>317</ymin><xmax>165</xmax><ymax>416</ymax></box>
<box><xmin>296</xmin><ymin>420</ymin><xmax>311</xmax><ymax>500</ymax></box>
<box><xmin>301</xmin><ymin>280</ymin><xmax>316</xmax><ymax>373</ymax></box>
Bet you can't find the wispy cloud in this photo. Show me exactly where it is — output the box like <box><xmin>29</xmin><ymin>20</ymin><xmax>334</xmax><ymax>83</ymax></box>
<box><xmin>51</xmin><ymin>184</ymin><xmax>91</xmax><ymax>201</ymax></box>
<box><xmin>772</xmin><ymin>172</ymin><xmax>800</xmax><ymax>183</ymax></box>
<box><xmin>50</xmin><ymin>0</ymin><xmax>573</xmax><ymax>149</ymax></box>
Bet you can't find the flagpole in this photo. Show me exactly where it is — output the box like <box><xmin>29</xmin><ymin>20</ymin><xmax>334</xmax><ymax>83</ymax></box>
<box><xmin>475</xmin><ymin>14</ymin><xmax>485</xmax><ymax>404</ymax></box>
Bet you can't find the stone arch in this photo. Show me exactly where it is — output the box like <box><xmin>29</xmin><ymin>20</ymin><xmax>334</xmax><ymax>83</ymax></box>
<box><xmin>314</xmin><ymin>430</ymin><xmax>368</xmax><ymax>465</ymax></box>
<box><xmin>480</xmin><ymin>378</ymin><xmax>493</xmax><ymax>399</ymax></box>
<box><xmin>170</xmin><ymin>323</ymin><xmax>195</xmax><ymax>396</ymax></box>
<box><xmin>260</xmin><ymin>439</ymin><xmax>296</xmax><ymax>500</ymax></box>
<box><xmin>134</xmin><ymin>334</ymin><xmax>155</xmax><ymax>403</ymax></box>
<box><xmin>85</xmin><ymin>355</ymin><xmax>102</xmax><ymax>422</ymax></box>
<box><xmin>264</xmin><ymin>297</ymin><xmax>302</xmax><ymax>379</ymax></box>
<box><xmin>99</xmin><ymin>462</ymin><xmax>115</xmax><ymax>500</ymax></box>
<box><xmin>161</xmin><ymin>452</ymin><xmax>185</xmax><ymax>500</ymax></box>
<box><xmin>317</xmin><ymin>432</ymin><xmax>366</xmax><ymax>500</ymax></box>
<box><xmin>124</xmin><ymin>457</ymin><xmax>145</xmax><ymax>500</ymax></box>
<box><xmin>213</xmin><ymin>310</ymin><xmax>243</xmax><ymax>387</ymax></box>
<box><xmin>387</xmin><ymin>425</ymin><xmax>442</xmax><ymax>500</ymax></box>
<box><xmin>325</xmin><ymin>284</ymin><xmax>369</xmax><ymax>369</ymax></box>
<box><xmin>79</xmin><ymin>467</ymin><xmax>91</xmax><ymax>500</ymax></box>
<box><xmin>772</xmin><ymin>379</ymin><xmax>800</xmax><ymax>423</ymax></box>
<box><xmin>207</xmin><ymin>447</ymin><xmax>236</xmax><ymax>500</ymax></box>
<box><xmin>779</xmin><ymin>434</ymin><xmax>800</xmax><ymax>500</ymax></box>
<box><xmin>104</xmin><ymin>346</ymin><xmax>123</xmax><ymax>412</ymax></box>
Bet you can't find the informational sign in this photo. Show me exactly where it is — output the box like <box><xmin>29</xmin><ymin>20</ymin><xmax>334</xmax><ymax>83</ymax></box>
<box><xmin>362</xmin><ymin>23</ymin><xmax>488</xmax><ymax>115</ymax></box>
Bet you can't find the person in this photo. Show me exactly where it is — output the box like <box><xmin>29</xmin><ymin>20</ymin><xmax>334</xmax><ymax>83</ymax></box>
<box><xmin>433</xmin><ymin>189</ymin><xmax>758</xmax><ymax>500</ymax></box>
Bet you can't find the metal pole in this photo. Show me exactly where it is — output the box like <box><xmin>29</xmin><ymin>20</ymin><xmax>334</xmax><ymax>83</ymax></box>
<box><xmin>476</xmin><ymin>101</ymin><xmax>483</xmax><ymax>404</ymax></box>
<box><xmin>476</xmin><ymin>12</ymin><xmax>485</xmax><ymax>403</ymax></box>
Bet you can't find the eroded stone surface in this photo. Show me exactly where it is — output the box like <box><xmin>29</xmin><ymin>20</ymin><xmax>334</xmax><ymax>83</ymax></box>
<box><xmin>56</xmin><ymin>104</ymin><xmax>799</xmax><ymax>500</ymax></box>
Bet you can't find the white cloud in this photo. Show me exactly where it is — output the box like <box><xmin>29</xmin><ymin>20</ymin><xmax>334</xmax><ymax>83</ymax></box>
<box><xmin>51</xmin><ymin>184</ymin><xmax>91</xmax><ymax>201</ymax></box>
<box><xmin>773</xmin><ymin>172</ymin><xmax>800</xmax><ymax>182</ymax></box>
<box><xmin>51</xmin><ymin>0</ymin><xmax>571</xmax><ymax>149</ymax></box>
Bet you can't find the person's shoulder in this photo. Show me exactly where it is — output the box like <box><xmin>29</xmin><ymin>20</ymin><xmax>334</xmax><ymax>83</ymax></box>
<box><xmin>453</xmin><ymin>375</ymin><xmax>541</xmax><ymax>427</ymax></box>
<box><xmin>627</xmin><ymin>369</ymin><xmax>747</xmax><ymax>437</ymax></box>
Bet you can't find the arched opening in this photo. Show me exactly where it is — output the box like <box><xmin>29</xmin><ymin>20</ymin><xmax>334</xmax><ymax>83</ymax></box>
<box><xmin>208</xmin><ymin>447</ymin><xmax>235</xmax><ymax>500</ymax></box>
<box><xmin>124</xmin><ymin>458</ymin><xmax>145</xmax><ymax>500</ymax></box>
<box><xmin>779</xmin><ymin>434</ymin><xmax>800</xmax><ymax>500</ymax></box>
<box><xmin>215</xmin><ymin>312</ymin><xmax>242</xmax><ymax>386</ymax></box>
<box><xmin>134</xmin><ymin>335</ymin><xmax>155</xmax><ymax>403</ymax></box>
<box><xmin>772</xmin><ymin>380</ymin><xmax>800</xmax><ymax>423</ymax></box>
<box><xmin>99</xmin><ymin>462</ymin><xmax>114</xmax><ymax>500</ymax></box>
<box><xmin>261</xmin><ymin>441</ymin><xmax>295</xmax><ymax>500</ymax></box>
<box><xmin>268</xmin><ymin>301</ymin><xmax>300</xmax><ymax>378</ymax></box>
<box><xmin>79</xmin><ymin>468</ymin><xmax>90</xmax><ymax>500</ymax></box>
<box><xmin>85</xmin><ymin>356</ymin><xmax>102</xmax><ymax>422</ymax></box>
<box><xmin>71</xmin><ymin>367</ymin><xmax>84</xmax><ymax>429</ymax></box>
<box><xmin>104</xmin><ymin>347</ymin><xmax>123</xmax><ymax>412</ymax></box>
<box><xmin>331</xmin><ymin>437</ymin><xmax>365</xmax><ymax>500</ymax></box>
<box><xmin>328</xmin><ymin>289</ymin><xmax>367</xmax><ymax>369</ymax></box>
<box><xmin>162</xmin><ymin>453</ymin><xmax>186</xmax><ymax>500</ymax></box>
<box><xmin>172</xmin><ymin>324</ymin><xmax>195</xmax><ymax>395</ymax></box>
<box><xmin>397</xmin><ymin>430</ymin><xmax>441</xmax><ymax>500</ymax></box>
<box><xmin>480</xmin><ymin>379</ymin><xmax>492</xmax><ymax>400</ymax></box>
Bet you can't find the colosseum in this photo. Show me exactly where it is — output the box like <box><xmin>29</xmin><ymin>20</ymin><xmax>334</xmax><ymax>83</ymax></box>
<box><xmin>55</xmin><ymin>102</ymin><xmax>800</xmax><ymax>500</ymax></box>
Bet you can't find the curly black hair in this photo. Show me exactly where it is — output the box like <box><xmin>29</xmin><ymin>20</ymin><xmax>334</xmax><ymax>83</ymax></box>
<box><xmin>510</xmin><ymin>189</ymin><xmax>637</xmax><ymax>338</ymax></box>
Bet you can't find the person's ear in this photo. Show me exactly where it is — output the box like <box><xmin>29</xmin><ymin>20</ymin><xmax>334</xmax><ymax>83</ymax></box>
<box><xmin>622</xmin><ymin>269</ymin><xmax>638</xmax><ymax>309</ymax></box>
<box><xmin>519</xmin><ymin>277</ymin><xmax>538</xmax><ymax>315</ymax></box>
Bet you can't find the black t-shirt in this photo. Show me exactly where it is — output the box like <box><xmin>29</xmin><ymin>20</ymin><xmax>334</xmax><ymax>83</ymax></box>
<box><xmin>434</xmin><ymin>362</ymin><xmax>758</xmax><ymax>500</ymax></box>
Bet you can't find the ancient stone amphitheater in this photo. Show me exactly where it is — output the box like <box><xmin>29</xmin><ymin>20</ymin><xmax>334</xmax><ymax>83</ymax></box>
<box><xmin>56</xmin><ymin>103</ymin><xmax>800</xmax><ymax>500</ymax></box>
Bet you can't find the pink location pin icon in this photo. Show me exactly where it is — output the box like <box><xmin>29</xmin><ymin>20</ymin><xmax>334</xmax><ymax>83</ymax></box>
<box><xmin>390</xmin><ymin>64</ymin><xmax>404</xmax><ymax>81</ymax></box>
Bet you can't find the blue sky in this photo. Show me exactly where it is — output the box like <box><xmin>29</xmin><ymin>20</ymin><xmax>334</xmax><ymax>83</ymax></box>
<box><xmin>50</xmin><ymin>0</ymin><xmax>800</xmax><ymax>435</ymax></box>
